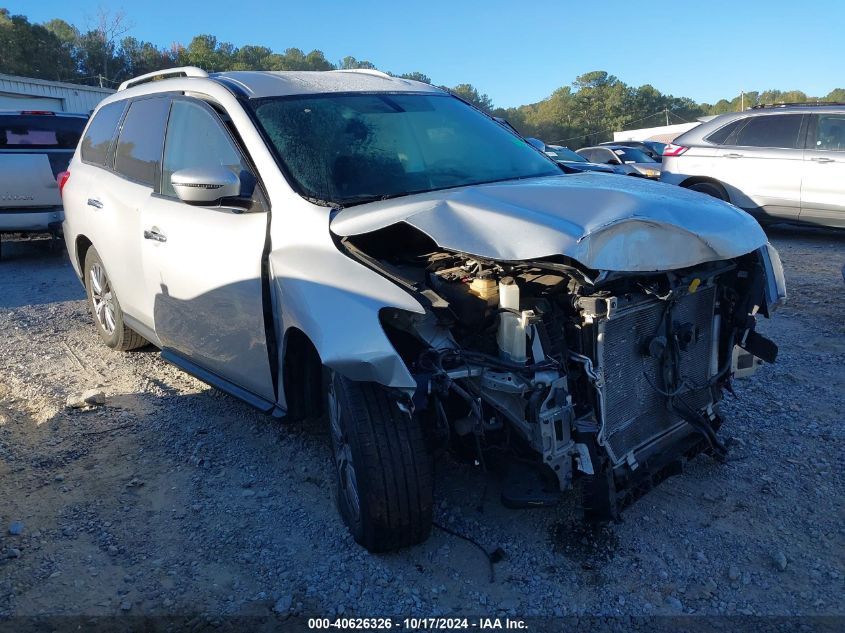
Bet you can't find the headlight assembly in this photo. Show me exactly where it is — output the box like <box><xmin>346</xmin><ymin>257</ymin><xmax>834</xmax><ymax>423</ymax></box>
<box><xmin>760</xmin><ymin>242</ymin><xmax>787</xmax><ymax>310</ymax></box>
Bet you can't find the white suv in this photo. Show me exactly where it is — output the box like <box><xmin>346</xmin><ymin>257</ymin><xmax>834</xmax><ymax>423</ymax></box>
<box><xmin>62</xmin><ymin>67</ymin><xmax>785</xmax><ymax>551</ymax></box>
<box><xmin>661</xmin><ymin>104</ymin><xmax>845</xmax><ymax>228</ymax></box>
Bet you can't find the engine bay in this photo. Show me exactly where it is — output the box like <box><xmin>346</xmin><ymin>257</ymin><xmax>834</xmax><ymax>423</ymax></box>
<box><xmin>342</xmin><ymin>223</ymin><xmax>778</xmax><ymax>520</ymax></box>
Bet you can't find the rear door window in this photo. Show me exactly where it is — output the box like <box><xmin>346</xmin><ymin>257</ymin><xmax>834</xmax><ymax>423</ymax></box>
<box><xmin>733</xmin><ymin>114</ymin><xmax>803</xmax><ymax>149</ymax></box>
<box><xmin>810</xmin><ymin>113</ymin><xmax>845</xmax><ymax>151</ymax></box>
<box><xmin>0</xmin><ymin>115</ymin><xmax>86</xmax><ymax>149</ymax></box>
<box><xmin>80</xmin><ymin>102</ymin><xmax>125</xmax><ymax>165</ymax></box>
<box><xmin>113</xmin><ymin>97</ymin><xmax>171</xmax><ymax>186</ymax></box>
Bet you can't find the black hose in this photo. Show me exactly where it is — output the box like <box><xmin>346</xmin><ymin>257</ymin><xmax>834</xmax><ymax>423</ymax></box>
<box><xmin>432</xmin><ymin>522</ymin><xmax>501</xmax><ymax>583</ymax></box>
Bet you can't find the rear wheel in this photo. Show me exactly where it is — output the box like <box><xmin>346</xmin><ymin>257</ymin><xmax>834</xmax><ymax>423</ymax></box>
<box><xmin>326</xmin><ymin>370</ymin><xmax>433</xmax><ymax>552</ymax></box>
<box><xmin>687</xmin><ymin>181</ymin><xmax>728</xmax><ymax>201</ymax></box>
<box><xmin>84</xmin><ymin>247</ymin><xmax>147</xmax><ymax>351</ymax></box>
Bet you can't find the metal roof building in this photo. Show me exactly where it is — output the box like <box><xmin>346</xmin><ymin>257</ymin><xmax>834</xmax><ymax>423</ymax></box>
<box><xmin>0</xmin><ymin>74</ymin><xmax>114</xmax><ymax>113</ymax></box>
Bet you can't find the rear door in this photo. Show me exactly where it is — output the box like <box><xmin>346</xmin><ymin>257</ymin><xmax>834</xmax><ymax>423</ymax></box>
<box><xmin>800</xmin><ymin>112</ymin><xmax>845</xmax><ymax>227</ymax></box>
<box><xmin>140</xmin><ymin>97</ymin><xmax>275</xmax><ymax>402</ymax></box>
<box><xmin>87</xmin><ymin>96</ymin><xmax>171</xmax><ymax>329</ymax></box>
<box><xmin>712</xmin><ymin>113</ymin><xmax>804</xmax><ymax>219</ymax></box>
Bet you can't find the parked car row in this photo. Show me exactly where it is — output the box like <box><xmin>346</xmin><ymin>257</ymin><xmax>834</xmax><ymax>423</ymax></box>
<box><xmin>600</xmin><ymin>139</ymin><xmax>667</xmax><ymax>163</ymax></box>
<box><xmin>58</xmin><ymin>67</ymin><xmax>784</xmax><ymax>551</ymax></box>
<box><xmin>576</xmin><ymin>145</ymin><xmax>661</xmax><ymax>179</ymax></box>
<box><xmin>541</xmin><ymin>144</ymin><xmax>616</xmax><ymax>174</ymax></box>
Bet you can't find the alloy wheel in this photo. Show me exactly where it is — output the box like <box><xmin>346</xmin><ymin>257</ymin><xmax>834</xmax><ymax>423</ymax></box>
<box><xmin>327</xmin><ymin>379</ymin><xmax>361</xmax><ymax>522</ymax></box>
<box><xmin>89</xmin><ymin>262</ymin><xmax>116</xmax><ymax>334</ymax></box>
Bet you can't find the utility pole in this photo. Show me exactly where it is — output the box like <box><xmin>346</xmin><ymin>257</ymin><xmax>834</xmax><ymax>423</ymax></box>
<box><xmin>740</xmin><ymin>90</ymin><xmax>744</xmax><ymax>111</ymax></box>
<box><xmin>665</xmin><ymin>108</ymin><xmax>669</xmax><ymax>126</ymax></box>
<box><xmin>98</xmin><ymin>74</ymin><xmax>104</xmax><ymax>88</ymax></box>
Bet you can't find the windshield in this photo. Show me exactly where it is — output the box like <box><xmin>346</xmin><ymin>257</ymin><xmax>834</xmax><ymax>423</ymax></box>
<box><xmin>644</xmin><ymin>141</ymin><xmax>666</xmax><ymax>156</ymax></box>
<box><xmin>251</xmin><ymin>93</ymin><xmax>560</xmax><ymax>205</ymax></box>
<box><xmin>0</xmin><ymin>115</ymin><xmax>85</xmax><ymax>150</ymax></box>
<box><xmin>546</xmin><ymin>146</ymin><xmax>585</xmax><ymax>162</ymax></box>
<box><xmin>610</xmin><ymin>147</ymin><xmax>656</xmax><ymax>163</ymax></box>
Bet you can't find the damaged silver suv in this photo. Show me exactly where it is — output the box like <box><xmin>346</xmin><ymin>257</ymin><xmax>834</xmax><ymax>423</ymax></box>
<box><xmin>62</xmin><ymin>67</ymin><xmax>786</xmax><ymax>551</ymax></box>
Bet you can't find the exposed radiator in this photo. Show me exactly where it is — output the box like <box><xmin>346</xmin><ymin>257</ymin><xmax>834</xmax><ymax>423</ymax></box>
<box><xmin>597</xmin><ymin>286</ymin><xmax>716</xmax><ymax>465</ymax></box>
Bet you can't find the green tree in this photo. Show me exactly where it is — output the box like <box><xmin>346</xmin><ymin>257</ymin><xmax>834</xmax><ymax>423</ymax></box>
<box><xmin>825</xmin><ymin>88</ymin><xmax>845</xmax><ymax>102</ymax></box>
<box><xmin>177</xmin><ymin>35</ymin><xmax>235</xmax><ymax>71</ymax></box>
<box><xmin>445</xmin><ymin>83</ymin><xmax>494</xmax><ymax>112</ymax></box>
<box><xmin>398</xmin><ymin>71</ymin><xmax>431</xmax><ymax>84</ymax></box>
<box><xmin>119</xmin><ymin>36</ymin><xmax>175</xmax><ymax>80</ymax></box>
<box><xmin>2</xmin><ymin>5</ymin><xmax>844</xmax><ymax>138</ymax></box>
<box><xmin>0</xmin><ymin>10</ymin><xmax>77</xmax><ymax>80</ymax></box>
<box><xmin>338</xmin><ymin>56</ymin><xmax>376</xmax><ymax>70</ymax></box>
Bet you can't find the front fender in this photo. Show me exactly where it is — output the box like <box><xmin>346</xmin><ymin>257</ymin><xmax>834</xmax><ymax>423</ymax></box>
<box><xmin>269</xmin><ymin>245</ymin><xmax>424</xmax><ymax>400</ymax></box>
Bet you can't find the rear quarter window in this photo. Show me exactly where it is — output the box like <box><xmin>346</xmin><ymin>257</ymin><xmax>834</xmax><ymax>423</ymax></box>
<box><xmin>704</xmin><ymin>119</ymin><xmax>745</xmax><ymax>145</ymax></box>
<box><xmin>0</xmin><ymin>115</ymin><xmax>86</xmax><ymax>150</ymax></box>
<box><xmin>81</xmin><ymin>101</ymin><xmax>126</xmax><ymax>165</ymax></box>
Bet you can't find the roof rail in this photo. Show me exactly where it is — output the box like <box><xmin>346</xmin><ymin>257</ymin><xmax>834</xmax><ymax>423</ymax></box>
<box><xmin>118</xmin><ymin>66</ymin><xmax>208</xmax><ymax>91</ymax></box>
<box><xmin>751</xmin><ymin>101</ymin><xmax>845</xmax><ymax>109</ymax></box>
<box><xmin>332</xmin><ymin>68</ymin><xmax>392</xmax><ymax>79</ymax></box>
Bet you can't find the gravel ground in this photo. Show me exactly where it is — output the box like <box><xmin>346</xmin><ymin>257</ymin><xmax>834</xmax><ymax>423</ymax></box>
<box><xmin>0</xmin><ymin>227</ymin><xmax>843</xmax><ymax>623</ymax></box>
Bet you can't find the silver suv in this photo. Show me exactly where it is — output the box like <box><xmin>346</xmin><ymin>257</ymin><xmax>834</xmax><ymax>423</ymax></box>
<box><xmin>62</xmin><ymin>67</ymin><xmax>785</xmax><ymax>551</ymax></box>
<box><xmin>661</xmin><ymin>104</ymin><xmax>845</xmax><ymax>228</ymax></box>
<box><xmin>0</xmin><ymin>110</ymin><xmax>87</xmax><ymax>256</ymax></box>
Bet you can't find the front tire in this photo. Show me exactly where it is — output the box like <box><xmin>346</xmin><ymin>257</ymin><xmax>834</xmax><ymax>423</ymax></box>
<box><xmin>83</xmin><ymin>247</ymin><xmax>147</xmax><ymax>351</ymax></box>
<box><xmin>326</xmin><ymin>371</ymin><xmax>433</xmax><ymax>552</ymax></box>
<box><xmin>687</xmin><ymin>181</ymin><xmax>728</xmax><ymax>201</ymax></box>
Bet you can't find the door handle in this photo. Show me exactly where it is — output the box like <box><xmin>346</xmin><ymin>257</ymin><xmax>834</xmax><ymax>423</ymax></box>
<box><xmin>143</xmin><ymin>229</ymin><xmax>167</xmax><ymax>243</ymax></box>
<box><xmin>723</xmin><ymin>153</ymin><xmax>744</xmax><ymax>159</ymax></box>
<box><xmin>811</xmin><ymin>156</ymin><xmax>834</xmax><ymax>163</ymax></box>
<box><xmin>87</xmin><ymin>198</ymin><xmax>103</xmax><ymax>209</ymax></box>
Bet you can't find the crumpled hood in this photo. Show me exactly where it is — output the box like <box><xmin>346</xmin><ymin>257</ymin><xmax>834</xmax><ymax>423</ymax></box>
<box><xmin>330</xmin><ymin>174</ymin><xmax>767</xmax><ymax>272</ymax></box>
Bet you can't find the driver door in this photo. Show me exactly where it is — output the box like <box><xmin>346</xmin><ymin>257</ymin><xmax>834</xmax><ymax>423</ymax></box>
<box><xmin>140</xmin><ymin>97</ymin><xmax>275</xmax><ymax>403</ymax></box>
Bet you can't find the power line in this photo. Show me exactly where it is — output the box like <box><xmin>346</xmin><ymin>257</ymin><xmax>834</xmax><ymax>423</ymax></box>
<box><xmin>549</xmin><ymin>107</ymin><xmax>695</xmax><ymax>145</ymax></box>
<box><xmin>55</xmin><ymin>74</ymin><xmax>119</xmax><ymax>86</ymax></box>
<box><xmin>667</xmin><ymin>110</ymin><xmax>693</xmax><ymax>124</ymax></box>
<box><xmin>549</xmin><ymin>109</ymin><xmax>671</xmax><ymax>145</ymax></box>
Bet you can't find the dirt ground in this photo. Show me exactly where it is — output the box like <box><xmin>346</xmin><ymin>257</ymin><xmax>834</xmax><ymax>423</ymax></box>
<box><xmin>0</xmin><ymin>226</ymin><xmax>843</xmax><ymax>625</ymax></box>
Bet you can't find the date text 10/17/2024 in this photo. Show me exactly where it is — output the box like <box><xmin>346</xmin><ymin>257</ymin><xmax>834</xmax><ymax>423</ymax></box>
<box><xmin>307</xmin><ymin>618</ymin><xmax>528</xmax><ymax>630</ymax></box>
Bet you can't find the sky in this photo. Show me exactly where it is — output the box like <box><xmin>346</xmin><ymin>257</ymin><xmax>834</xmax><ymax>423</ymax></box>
<box><xmin>8</xmin><ymin>0</ymin><xmax>845</xmax><ymax>108</ymax></box>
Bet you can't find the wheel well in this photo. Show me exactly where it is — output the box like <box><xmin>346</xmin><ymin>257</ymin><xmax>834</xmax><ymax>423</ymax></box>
<box><xmin>75</xmin><ymin>235</ymin><xmax>93</xmax><ymax>274</ymax></box>
<box><xmin>282</xmin><ymin>327</ymin><xmax>323</xmax><ymax>421</ymax></box>
<box><xmin>680</xmin><ymin>176</ymin><xmax>728</xmax><ymax>195</ymax></box>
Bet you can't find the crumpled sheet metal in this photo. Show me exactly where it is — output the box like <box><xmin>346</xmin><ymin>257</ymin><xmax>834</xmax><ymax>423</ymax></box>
<box><xmin>331</xmin><ymin>174</ymin><xmax>767</xmax><ymax>272</ymax></box>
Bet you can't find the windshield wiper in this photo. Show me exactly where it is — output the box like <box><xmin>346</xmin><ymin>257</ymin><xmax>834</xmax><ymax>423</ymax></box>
<box><xmin>337</xmin><ymin>191</ymin><xmax>417</xmax><ymax>208</ymax></box>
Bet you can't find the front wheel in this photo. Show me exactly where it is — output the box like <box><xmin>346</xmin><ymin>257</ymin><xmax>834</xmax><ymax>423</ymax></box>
<box><xmin>687</xmin><ymin>181</ymin><xmax>728</xmax><ymax>201</ymax></box>
<box><xmin>326</xmin><ymin>371</ymin><xmax>433</xmax><ymax>552</ymax></box>
<box><xmin>83</xmin><ymin>247</ymin><xmax>147</xmax><ymax>351</ymax></box>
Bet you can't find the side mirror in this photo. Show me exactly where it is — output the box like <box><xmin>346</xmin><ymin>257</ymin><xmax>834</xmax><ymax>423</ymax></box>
<box><xmin>171</xmin><ymin>167</ymin><xmax>242</xmax><ymax>204</ymax></box>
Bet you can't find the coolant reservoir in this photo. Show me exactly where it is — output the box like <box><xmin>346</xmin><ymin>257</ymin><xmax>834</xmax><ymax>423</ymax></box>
<box><xmin>497</xmin><ymin>277</ymin><xmax>527</xmax><ymax>363</ymax></box>
<box><xmin>469</xmin><ymin>274</ymin><xmax>498</xmax><ymax>305</ymax></box>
